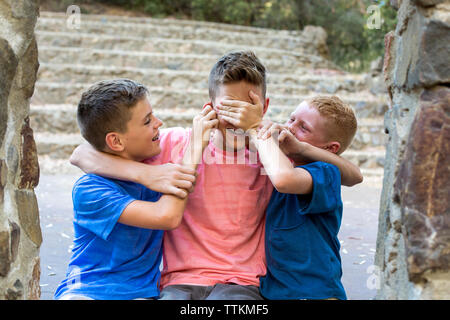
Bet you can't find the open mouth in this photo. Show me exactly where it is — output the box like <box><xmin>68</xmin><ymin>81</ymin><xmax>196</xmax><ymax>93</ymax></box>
<box><xmin>152</xmin><ymin>132</ymin><xmax>160</xmax><ymax>141</ymax></box>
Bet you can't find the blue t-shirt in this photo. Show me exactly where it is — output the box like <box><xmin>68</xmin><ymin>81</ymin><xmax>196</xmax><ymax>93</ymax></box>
<box><xmin>54</xmin><ymin>174</ymin><xmax>164</xmax><ymax>300</ymax></box>
<box><xmin>260</xmin><ymin>162</ymin><xmax>347</xmax><ymax>300</ymax></box>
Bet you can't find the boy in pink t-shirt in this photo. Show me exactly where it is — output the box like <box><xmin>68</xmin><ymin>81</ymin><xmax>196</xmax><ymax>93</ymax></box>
<box><xmin>71</xmin><ymin>51</ymin><xmax>361</xmax><ymax>299</ymax></box>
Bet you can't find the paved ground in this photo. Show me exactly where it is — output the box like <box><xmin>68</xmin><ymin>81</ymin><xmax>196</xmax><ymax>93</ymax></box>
<box><xmin>36</xmin><ymin>173</ymin><xmax>382</xmax><ymax>300</ymax></box>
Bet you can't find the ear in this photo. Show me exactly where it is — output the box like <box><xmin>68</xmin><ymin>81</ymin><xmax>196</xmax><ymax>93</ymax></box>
<box><xmin>105</xmin><ymin>132</ymin><xmax>125</xmax><ymax>152</ymax></box>
<box><xmin>262</xmin><ymin>97</ymin><xmax>270</xmax><ymax>115</ymax></box>
<box><xmin>324</xmin><ymin>141</ymin><xmax>341</xmax><ymax>154</ymax></box>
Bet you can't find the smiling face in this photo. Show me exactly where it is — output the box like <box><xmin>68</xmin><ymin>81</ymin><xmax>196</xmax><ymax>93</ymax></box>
<box><xmin>285</xmin><ymin>101</ymin><xmax>331</xmax><ymax>149</ymax></box>
<box><xmin>213</xmin><ymin>81</ymin><xmax>268</xmax><ymax>152</ymax></box>
<box><xmin>118</xmin><ymin>97</ymin><xmax>163</xmax><ymax>161</ymax></box>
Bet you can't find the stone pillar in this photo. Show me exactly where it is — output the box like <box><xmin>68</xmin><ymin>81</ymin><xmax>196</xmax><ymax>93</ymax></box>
<box><xmin>0</xmin><ymin>0</ymin><xmax>41</xmax><ymax>299</ymax></box>
<box><xmin>375</xmin><ymin>0</ymin><xmax>449</xmax><ymax>299</ymax></box>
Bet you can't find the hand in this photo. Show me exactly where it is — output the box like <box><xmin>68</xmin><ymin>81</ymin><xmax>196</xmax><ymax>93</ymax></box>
<box><xmin>257</xmin><ymin>120</ymin><xmax>288</xmax><ymax>140</ymax></box>
<box><xmin>139</xmin><ymin>163</ymin><xmax>197</xmax><ymax>199</ymax></box>
<box><xmin>193</xmin><ymin>104</ymin><xmax>219</xmax><ymax>150</ymax></box>
<box><xmin>278</xmin><ymin>128</ymin><xmax>311</xmax><ymax>164</ymax></box>
<box><xmin>216</xmin><ymin>90</ymin><xmax>264</xmax><ymax>131</ymax></box>
<box><xmin>185</xmin><ymin>104</ymin><xmax>219</xmax><ymax>166</ymax></box>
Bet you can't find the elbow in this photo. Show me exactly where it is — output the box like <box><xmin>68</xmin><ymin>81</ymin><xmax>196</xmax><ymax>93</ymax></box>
<box><xmin>272</xmin><ymin>171</ymin><xmax>291</xmax><ymax>194</ymax></box>
<box><xmin>69</xmin><ymin>146</ymin><xmax>81</xmax><ymax>166</ymax></box>
<box><xmin>349</xmin><ymin>170</ymin><xmax>364</xmax><ymax>186</ymax></box>
<box><xmin>161</xmin><ymin>212</ymin><xmax>183</xmax><ymax>230</ymax></box>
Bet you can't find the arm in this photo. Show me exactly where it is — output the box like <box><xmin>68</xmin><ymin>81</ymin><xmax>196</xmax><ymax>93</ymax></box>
<box><xmin>117</xmin><ymin>106</ymin><xmax>218</xmax><ymax>230</ymax></box>
<box><xmin>250</xmin><ymin>131</ymin><xmax>314</xmax><ymax>194</ymax></box>
<box><xmin>70</xmin><ymin>142</ymin><xmax>197</xmax><ymax>199</ymax></box>
<box><xmin>277</xmin><ymin>129</ymin><xmax>363</xmax><ymax>187</ymax></box>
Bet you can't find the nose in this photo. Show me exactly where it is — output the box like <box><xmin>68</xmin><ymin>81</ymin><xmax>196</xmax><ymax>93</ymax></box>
<box><xmin>155</xmin><ymin>116</ymin><xmax>163</xmax><ymax>128</ymax></box>
<box><xmin>286</xmin><ymin>123</ymin><xmax>295</xmax><ymax>135</ymax></box>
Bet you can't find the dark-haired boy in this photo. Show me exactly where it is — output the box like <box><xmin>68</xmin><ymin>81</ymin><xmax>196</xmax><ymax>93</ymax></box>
<box><xmin>54</xmin><ymin>79</ymin><xmax>217</xmax><ymax>300</ymax></box>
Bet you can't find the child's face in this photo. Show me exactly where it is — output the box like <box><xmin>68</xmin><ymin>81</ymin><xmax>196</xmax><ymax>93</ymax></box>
<box><xmin>285</xmin><ymin>101</ymin><xmax>330</xmax><ymax>149</ymax></box>
<box><xmin>121</xmin><ymin>97</ymin><xmax>163</xmax><ymax>161</ymax></box>
<box><xmin>213</xmin><ymin>81</ymin><xmax>268</xmax><ymax>151</ymax></box>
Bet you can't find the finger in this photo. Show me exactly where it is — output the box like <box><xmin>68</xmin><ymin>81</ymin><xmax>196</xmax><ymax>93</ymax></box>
<box><xmin>217</xmin><ymin>109</ymin><xmax>239</xmax><ymax>119</ymax></box>
<box><xmin>217</xmin><ymin>114</ymin><xmax>239</xmax><ymax>127</ymax></box>
<box><xmin>205</xmin><ymin>118</ymin><xmax>219</xmax><ymax>129</ymax></box>
<box><xmin>201</xmin><ymin>104</ymin><xmax>213</xmax><ymax>115</ymax></box>
<box><xmin>168</xmin><ymin>186</ymin><xmax>188</xmax><ymax>199</ymax></box>
<box><xmin>175</xmin><ymin>179</ymin><xmax>194</xmax><ymax>191</ymax></box>
<box><xmin>248</xmin><ymin>90</ymin><xmax>261</xmax><ymax>105</ymax></box>
<box><xmin>205</xmin><ymin>109</ymin><xmax>218</xmax><ymax>120</ymax></box>
<box><xmin>216</xmin><ymin>104</ymin><xmax>240</xmax><ymax>113</ymax></box>
<box><xmin>257</xmin><ymin>122</ymin><xmax>272</xmax><ymax>138</ymax></box>
<box><xmin>178</xmin><ymin>165</ymin><xmax>197</xmax><ymax>176</ymax></box>
<box><xmin>220</xmin><ymin>99</ymin><xmax>248</xmax><ymax>108</ymax></box>
<box><xmin>278</xmin><ymin>129</ymin><xmax>288</xmax><ymax>143</ymax></box>
<box><xmin>177</xmin><ymin>172</ymin><xmax>196</xmax><ymax>183</ymax></box>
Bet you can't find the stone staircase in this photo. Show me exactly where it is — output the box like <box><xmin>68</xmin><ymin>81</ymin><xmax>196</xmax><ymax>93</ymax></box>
<box><xmin>31</xmin><ymin>11</ymin><xmax>387</xmax><ymax>178</ymax></box>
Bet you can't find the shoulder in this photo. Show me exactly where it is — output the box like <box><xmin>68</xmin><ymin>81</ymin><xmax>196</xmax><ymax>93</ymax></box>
<box><xmin>72</xmin><ymin>174</ymin><xmax>123</xmax><ymax>201</ymax></box>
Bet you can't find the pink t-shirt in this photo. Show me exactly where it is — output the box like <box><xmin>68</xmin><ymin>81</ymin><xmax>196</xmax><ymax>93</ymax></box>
<box><xmin>144</xmin><ymin>127</ymin><xmax>273</xmax><ymax>287</ymax></box>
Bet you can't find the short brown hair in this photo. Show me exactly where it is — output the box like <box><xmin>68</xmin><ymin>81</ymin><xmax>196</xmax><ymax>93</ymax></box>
<box><xmin>208</xmin><ymin>51</ymin><xmax>266</xmax><ymax>103</ymax></box>
<box><xmin>307</xmin><ymin>95</ymin><xmax>357</xmax><ymax>154</ymax></box>
<box><xmin>77</xmin><ymin>79</ymin><xmax>148</xmax><ymax>151</ymax></box>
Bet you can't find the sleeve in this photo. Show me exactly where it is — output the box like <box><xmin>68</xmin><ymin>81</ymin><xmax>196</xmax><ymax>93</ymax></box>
<box><xmin>297</xmin><ymin>161</ymin><xmax>342</xmax><ymax>215</ymax></box>
<box><xmin>143</xmin><ymin>127</ymin><xmax>191</xmax><ymax>165</ymax></box>
<box><xmin>72</xmin><ymin>175</ymin><xmax>136</xmax><ymax>241</ymax></box>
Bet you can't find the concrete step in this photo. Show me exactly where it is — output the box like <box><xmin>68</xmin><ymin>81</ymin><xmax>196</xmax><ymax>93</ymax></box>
<box><xmin>341</xmin><ymin>147</ymin><xmax>386</xmax><ymax>169</ymax></box>
<box><xmin>36</xmin><ymin>17</ymin><xmax>314</xmax><ymax>54</ymax></box>
<box><xmin>37</xmin><ymin>46</ymin><xmax>342</xmax><ymax>76</ymax></box>
<box><xmin>35</xmin><ymin>62</ymin><xmax>368</xmax><ymax>93</ymax></box>
<box><xmin>35</xmin><ymin>30</ymin><xmax>334</xmax><ymax>69</ymax></box>
<box><xmin>31</xmin><ymin>82</ymin><xmax>388</xmax><ymax>118</ymax></box>
<box><xmin>39</xmin><ymin>11</ymin><xmax>305</xmax><ymax>38</ymax></box>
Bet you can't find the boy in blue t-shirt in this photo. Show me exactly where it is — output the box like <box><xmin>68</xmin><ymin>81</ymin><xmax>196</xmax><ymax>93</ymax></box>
<box><xmin>54</xmin><ymin>79</ymin><xmax>218</xmax><ymax>300</ymax></box>
<box><xmin>249</xmin><ymin>95</ymin><xmax>361</xmax><ymax>300</ymax></box>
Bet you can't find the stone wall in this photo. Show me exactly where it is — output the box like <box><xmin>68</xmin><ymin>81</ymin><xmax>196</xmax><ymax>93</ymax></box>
<box><xmin>0</xmin><ymin>0</ymin><xmax>41</xmax><ymax>299</ymax></box>
<box><xmin>375</xmin><ymin>0</ymin><xmax>449</xmax><ymax>299</ymax></box>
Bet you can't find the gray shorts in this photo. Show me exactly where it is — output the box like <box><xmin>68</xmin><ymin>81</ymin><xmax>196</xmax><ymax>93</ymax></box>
<box><xmin>159</xmin><ymin>283</ymin><xmax>263</xmax><ymax>300</ymax></box>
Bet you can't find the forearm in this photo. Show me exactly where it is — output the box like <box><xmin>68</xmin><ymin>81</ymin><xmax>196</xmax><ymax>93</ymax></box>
<box><xmin>297</xmin><ymin>144</ymin><xmax>363</xmax><ymax>186</ymax></box>
<box><xmin>70</xmin><ymin>142</ymin><xmax>147</xmax><ymax>183</ymax></box>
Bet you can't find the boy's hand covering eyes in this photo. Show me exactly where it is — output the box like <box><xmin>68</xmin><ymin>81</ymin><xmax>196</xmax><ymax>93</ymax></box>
<box><xmin>216</xmin><ymin>90</ymin><xmax>264</xmax><ymax>131</ymax></box>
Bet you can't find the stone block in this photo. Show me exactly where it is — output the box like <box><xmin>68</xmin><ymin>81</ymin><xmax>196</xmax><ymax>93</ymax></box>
<box><xmin>18</xmin><ymin>117</ymin><xmax>40</xmax><ymax>189</ymax></box>
<box><xmin>394</xmin><ymin>86</ymin><xmax>450</xmax><ymax>279</ymax></box>
<box><xmin>27</xmin><ymin>257</ymin><xmax>40</xmax><ymax>299</ymax></box>
<box><xmin>14</xmin><ymin>189</ymin><xmax>42</xmax><ymax>247</ymax></box>
<box><xmin>394</xmin><ymin>2</ymin><xmax>450</xmax><ymax>89</ymax></box>
<box><xmin>407</xmin><ymin>19</ymin><xmax>450</xmax><ymax>88</ymax></box>
<box><xmin>0</xmin><ymin>37</ymin><xmax>18</xmax><ymax>147</ymax></box>
<box><xmin>0</xmin><ymin>230</ymin><xmax>11</xmax><ymax>277</ymax></box>
<box><xmin>14</xmin><ymin>37</ymin><xmax>39</xmax><ymax>99</ymax></box>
